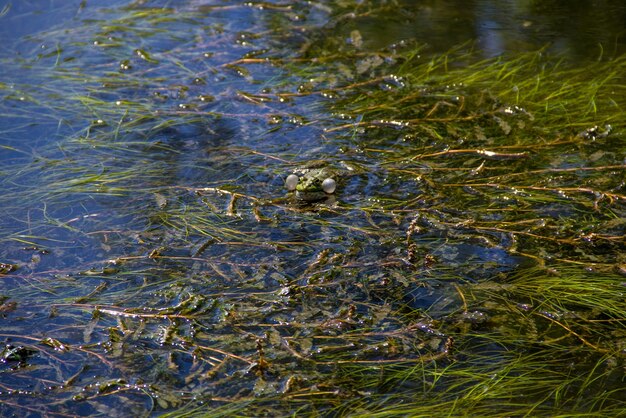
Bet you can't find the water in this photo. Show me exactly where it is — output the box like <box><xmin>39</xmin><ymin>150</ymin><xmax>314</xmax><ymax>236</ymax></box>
<box><xmin>1</xmin><ymin>1</ymin><xmax>625</xmax><ymax>416</ymax></box>
<box><xmin>354</xmin><ymin>0</ymin><xmax>626</xmax><ymax>58</ymax></box>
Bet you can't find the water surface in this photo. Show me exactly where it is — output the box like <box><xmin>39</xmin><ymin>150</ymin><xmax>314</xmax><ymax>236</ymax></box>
<box><xmin>1</xmin><ymin>1</ymin><xmax>625</xmax><ymax>416</ymax></box>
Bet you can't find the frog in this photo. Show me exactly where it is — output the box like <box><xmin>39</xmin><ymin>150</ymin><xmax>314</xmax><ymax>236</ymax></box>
<box><xmin>284</xmin><ymin>161</ymin><xmax>342</xmax><ymax>202</ymax></box>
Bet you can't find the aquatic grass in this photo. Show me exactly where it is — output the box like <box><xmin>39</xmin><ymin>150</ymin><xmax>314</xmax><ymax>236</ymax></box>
<box><xmin>158</xmin><ymin>345</ymin><xmax>625</xmax><ymax>417</ymax></box>
<box><xmin>1</xmin><ymin>1</ymin><xmax>625</xmax><ymax>417</ymax></box>
<box><xmin>507</xmin><ymin>268</ymin><xmax>626</xmax><ymax>318</ymax></box>
<box><xmin>323</xmin><ymin>325</ymin><xmax>625</xmax><ymax>416</ymax></box>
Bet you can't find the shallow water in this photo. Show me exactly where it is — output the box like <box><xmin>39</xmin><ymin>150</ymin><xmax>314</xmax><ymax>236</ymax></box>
<box><xmin>1</xmin><ymin>1</ymin><xmax>625</xmax><ymax>416</ymax></box>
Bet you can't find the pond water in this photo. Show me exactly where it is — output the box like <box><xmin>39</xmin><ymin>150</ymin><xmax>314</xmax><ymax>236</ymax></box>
<box><xmin>1</xmin><ymin>1</ymin><xmax>625</xmax><ymax>416</ymax></box>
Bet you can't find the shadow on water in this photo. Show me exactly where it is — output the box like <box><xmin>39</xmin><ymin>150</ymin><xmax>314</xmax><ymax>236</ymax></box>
<box><xmin>0</xmin><ymin>0</ymin><xmax>625</xmax><ymax>416</ymax></box>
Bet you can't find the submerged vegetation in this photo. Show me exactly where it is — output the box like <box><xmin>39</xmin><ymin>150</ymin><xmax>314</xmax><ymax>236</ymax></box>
<box><xmin>0</xmin><ymin>1</ymin><xmax>625</xmax><ymax>416</ymax></box>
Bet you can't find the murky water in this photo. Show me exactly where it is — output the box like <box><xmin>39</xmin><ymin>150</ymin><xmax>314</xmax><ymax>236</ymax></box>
<box><xmin>1</xmin><ymin>1</ymin><xmax>625</xmax><ymax>416</ymax></box>
<box><xmin>351</xmin><ymin>0</ymin><xmax>626</xmax><ymax>58</ymax></box>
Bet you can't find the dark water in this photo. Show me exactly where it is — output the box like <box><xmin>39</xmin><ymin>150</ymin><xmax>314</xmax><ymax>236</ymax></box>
<box><xmin>354</xmin><ymin>0</ymin><xmax>626</xmax><ymax>58</ymax></box>
<box><xmin>1</xmin><ymin>0</ymin><xmax>625</xmax><ymax>416</ymax></box>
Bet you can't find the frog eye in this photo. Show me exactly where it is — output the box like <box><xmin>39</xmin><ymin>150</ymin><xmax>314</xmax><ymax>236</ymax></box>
<box><xmin>322</xmin><ymin>178</ymin><xmax>336</xmax><ymax>194</ymax></box>
<box><xmin>285</xmin><ymin>174</ymin><xmax>299</xmax><ymax>191</ymax></box>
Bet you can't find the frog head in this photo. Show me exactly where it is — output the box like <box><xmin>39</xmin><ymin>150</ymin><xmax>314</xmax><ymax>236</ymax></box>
<box><xmin>285</xmin><ymin>166</ymin><xmax>337</xmax><ymax>202</ymax></box>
